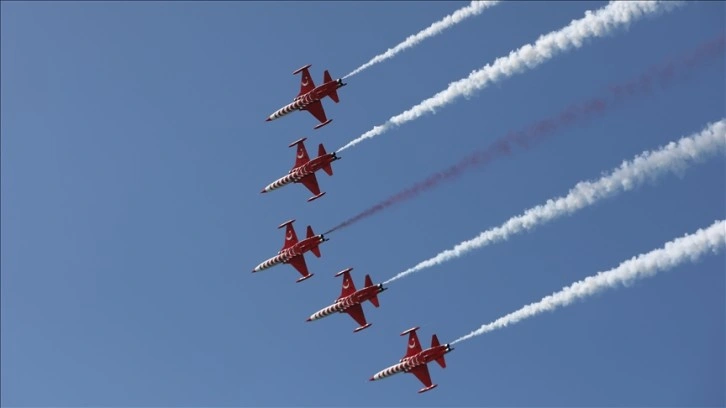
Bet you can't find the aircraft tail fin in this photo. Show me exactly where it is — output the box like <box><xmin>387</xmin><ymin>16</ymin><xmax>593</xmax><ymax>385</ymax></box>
<box><xmin>318</xmin><ymin>144</ymin><xmax>334</xmax><ymax>176</ymax></box>
<box><xmin>324</xmin><ymin>70</ymin><xmax>340</xmax><ymax>103</ymax></box>
<box><xmin>307</xmin><ymin>225</ymin><xmax>322</xmax><ymax>258</ymax></box>
<box><xmin>431</xmin><ymin>334</ymin><xmax>441</xmax><ymax>348</ymax></box>
<box><xmin>432</xmin><ymin>334</ymin><xmax>447</xmax><ymax>368</ymax></box>
<box><xmin>365</xmin><ymin>274</ymin><xmax>381</xmax><ymax>307</ymax></box>
<box><xmin>364</xmin><ymin>274</ymin><xmax>374</xmax><ymax>288</ymax></box>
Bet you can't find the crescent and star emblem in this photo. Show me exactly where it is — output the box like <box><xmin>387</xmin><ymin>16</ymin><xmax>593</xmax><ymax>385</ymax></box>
<box><xmin>297</xmin><ymin>150</ymin><xmax>305</xmax><ymax>159</ymax></box>
<box><xmin>408</xmin><ymin>339</ymin><xmax>416</xmax><ymax>349</ymax></box>
<box><xmin>342</xmin><ymin>280</ymin><xmax>350</xmax><ymax>289</ymax></box>
<box><xmin>302</xmin><ymin>78</ymin><xmax>309</xmax><ymax>86</ymax></box>
<box><xmin>286</xmin><ymin>231</ymin><xmax>293</xmax><ymax>241</ymax></box>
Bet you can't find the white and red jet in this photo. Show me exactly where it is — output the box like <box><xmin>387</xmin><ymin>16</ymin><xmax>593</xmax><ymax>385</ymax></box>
<box><xmin>306</xmin><ymin>267</ymin><xmax>386</xmax><ymax>332</ymax></box>
<box><xmin>265</xmin><ymin>64</ymin><xmax>347</xmax><ymax>130</ymax></box>
<box><xmin>370</xmin><ymin>326</ymin><xmax>454</xmax><ymax>394</ymax></box>
<box><xmin>252</xmin><ymin>219</ymin><xmax>328</xmax><ymax>283</ymax></box>
<box><xmin>261</xmin><ymin>137</ymin><xmax>340</xmax><ymax>202</ymax></box>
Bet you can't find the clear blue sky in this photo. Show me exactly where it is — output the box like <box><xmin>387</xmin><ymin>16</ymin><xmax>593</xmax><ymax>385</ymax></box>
<box><xmin>2</xmin><ymin>1</ymin><xmax>724</xmax><ymax>406</ymax></box>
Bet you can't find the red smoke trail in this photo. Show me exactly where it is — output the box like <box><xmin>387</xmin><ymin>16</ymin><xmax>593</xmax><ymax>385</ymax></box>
<box><xmin>325</xmin><ymin>35</ymin><xmax>725</xmax><ymax>235</ymax></box>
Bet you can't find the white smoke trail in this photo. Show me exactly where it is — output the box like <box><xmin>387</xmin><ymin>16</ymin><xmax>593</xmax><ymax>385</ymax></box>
<box><xmin>451</xmin><ymin>219</ymin><xmax>726</xmax><ymax>344</ymax></box>
<box><xmin>345</xmin><ymin>1</ymin><xmax>501</xmax><ymax>79</ymax></box>
<box><xmin>338</xmin><ymin>0</ymin><xmax>684</xmax><ymax>152</ymax></box>
<box><xmin>385</xmin><ymin>119</ymin><xmax>726</xmax><ymax>284</ymax></box>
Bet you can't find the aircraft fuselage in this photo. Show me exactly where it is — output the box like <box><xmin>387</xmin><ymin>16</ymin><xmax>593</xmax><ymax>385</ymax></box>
<box><xmin>308</xmin><ymin>283</ymin><xmax>386</xmax><ymax>322</ymax></box>
<box><xmin>262</xmin><ymin>152</ymin><xmax>339</xmax><ymax>193</ymax></box>
<box><xmin>370</xmin><ymin>344</ymin><xmax>453</xmax><ymax>381</ymax></box>
<box><xmin>252</xmin><ymin>235</ymin><xmax>326</xmax><ymax>272</ymax></box>
<box><xmin>266</xmin><ymin>80</ymin><xmax>345</xmax><ymax>122</ymax></box>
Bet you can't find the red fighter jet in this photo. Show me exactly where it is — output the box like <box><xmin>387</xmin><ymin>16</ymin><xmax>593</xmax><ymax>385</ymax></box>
<box><xmin>252</xmin><ymin>219</ymin><xmax>328</xmax><ymax>283</ymax></box>
<box><xmin>370</xmin><ymin>327</ymin><xmax>454</xmax><ymax>394</ymax></box>
<box><xmin>306</xmin><ymin>267</ymin><xmax>387</xmax><ymax>332</ymax></box>
<box><xmin>261</xmin><ymin>137</ymin><xmax>340</xmax><ymax>202</ymax></box>
<box><xmin>265</xmin><ymin>64</ymin><xmax>347</xmax><ymax>130</ymax></box>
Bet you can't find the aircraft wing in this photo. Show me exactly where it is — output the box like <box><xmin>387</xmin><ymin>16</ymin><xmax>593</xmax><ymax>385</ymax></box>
<box><xmin>298</xmin><ymin>67</ymin><xmax>316</xmax><ymax>97</ymax></box>
<box><xmin>281</xmin><ymin>223</ymin><xmax>299</xmax><ymax>251</ymax></box>
<box><xmin>299</xmin><ymin>174</ymin><xmax>322</xmax><ymax>197</ymax></box>
<box><xmin>404</xmin><ymin>330</ymin><xmax>422</xmax><ymax>358</ymax></box>
<box><xmin>303</xmin><ymin>100</ymin><xmax>329</xmax><ymax>125</ymax></box>
<box><xmin>344</xmin><ymin>303</ymin><xmax>368</xmax><ymax>327</ymax></box>
<box><xmin>288</xmin><ymin>255</ymin><xmax>310</xmax><ymax>278</ymax></box>
<box><xmin>409</xmin><ymin>365</ymin><xmax>434</xmax><ymax>389</ymax></box>
<box><xmin>339</xmin><ymin>270</ymin><xmax>357</xmax><ymax>299</ymax></box>
<box><xmin>293</xmin><ymin>140</ymin><xmax>311</xmax><ymax>169</ymax></box>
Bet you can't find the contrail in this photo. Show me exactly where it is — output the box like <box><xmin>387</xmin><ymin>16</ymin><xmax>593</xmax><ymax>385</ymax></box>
<box><xmin>323</xmin><ymin>35</ymin><xmax>725</xmax><ymax>236</ymax></box>
<box><xmin>338</xmin><ymin>0</ymin><xmax>683</xmax><ymax>152</ymax></box>
<box><xmin>451</xmin><ymin>219</ymin><xmax>726</xmax><ymax>344</ymax></box>
<box><xmin>385</xmin><ymin>119</ymin><xmax>726</xmax><ymax>284</ymax></box>
<box><xmin>344</xmin><ymin>1</ymin><xmax>501</xmax><ymax>79</ymax></box>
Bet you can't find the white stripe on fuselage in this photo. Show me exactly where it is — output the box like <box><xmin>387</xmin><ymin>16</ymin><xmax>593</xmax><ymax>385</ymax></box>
<box><xmin>253</xmin><ymin>252</ymin><xmax>289</xmax><ymax>272</ymax></box>
<box><xmin>372</xmin><ymin>362</ymin><xmax>408</xmax><ymax>381</ymax></box>
<box><xmin>308</xmin><ymin>296</ymin><xmax>356</xmax><ymax>321</ymax></box>
<box><xmin>263</xmin><ymin>162</ymin><xmax>320</xmax><ymax>193</ymax></box>
<box><xmin>268</xmin><ymin>93</ymin><xmax>316</xmax><ymax>121</ymax></box>
<box><xmin>263</xmin><ymin>173</ymin><xmax>299</xmax><ymax>193</ymax></box>
<box><xmin>308</xmin><ymin>302</ymin><xmax>345</xmax><ymax>321</ymax></box>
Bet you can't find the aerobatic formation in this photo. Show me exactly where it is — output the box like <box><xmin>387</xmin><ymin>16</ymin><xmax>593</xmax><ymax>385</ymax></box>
<box><xmin>255</xmin><ymin>1</ymin><xmax>723</xmax><ymax>396</ymax></box>
<box><xmin>259</xmin><ymin>62</ymin><xmax>456</xmax><ymax>393</ymax></box>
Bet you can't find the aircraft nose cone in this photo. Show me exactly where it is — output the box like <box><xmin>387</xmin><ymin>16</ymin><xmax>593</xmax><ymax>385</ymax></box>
<box><xmin>265</xmin><ymin>117</ymin><xmax>272</xmax><ymax>122</ymax></box>
<box><xmin>369</xmin><ymin>376</ymin><xmax>375</xmax><ymax>381</ymax></box>
<box><xmin>261</xmin><ymin>188</ymin><xmax>267</xmax><ymax>193</ymax></box>
<box><xmin>306</xmin><ymin>317</ymin><xmax>312</xmax><ymax>322</ymax></box>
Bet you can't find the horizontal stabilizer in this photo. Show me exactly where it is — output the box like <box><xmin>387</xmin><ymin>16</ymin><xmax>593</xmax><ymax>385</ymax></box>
<box><xmin>321</xmin><ymin>164</ymin><xmax>333</xmax><ymax>176</ymax></box>
<box><xmin>310</xmin><ymin>246</ymin><xmax>321</xmax><ymax>258</ymax></box>
<box><xmin>296</xmin><ymin>273</ymin><xmax>314</xmax><ymax>283</ymax></box>
<box><xmin>307</xmin><ymin>192</ymin><xmax>326</xmax><ymax>202</ymax></box>
<box><xmin>334</xmin><ymin>267</ymin><xmax>354</xmax><ymax>277</ymax></box>
<box><xmin>328</xmin><ymin>89</ymin><xmax>340</xmax><ymax>103</ymax></box>
<box><xmin>354</xmin><ymin>323</ymin><xmax>372</xmax><ymax>333</ymax></box>
<box><xmin>401</xmin><ymin>326</ymin><xmax>420</xmax><ymax>336</ymax></box>
<box><xmin>293</xmin><ymin>64</ymin><xmax>312</xmax><ymax>75</ymax></box>
<box><xmin>288</xmin><ymin>137</ymin><xmax>308</xmax><ymax>148</ymax></box>
<box><xmin>278</xmin><ymin>219</ymin><xmax>296</xmax><ymax>229</ymax></box>
<box><xmin>313</xmin><ymin>119</ymin><xmax>332</xmax><ymax>130</ymax></box>
<box><xmin>418</xmin><ymin>384</ymin><xmax>438</xmax><ymax>394</ymax></box>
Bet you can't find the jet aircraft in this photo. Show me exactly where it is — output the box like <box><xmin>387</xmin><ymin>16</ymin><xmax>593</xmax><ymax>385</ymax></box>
<box><xmin>306</xmin><ymin>268</ymin><xmax>386</xmax><ymax>332</ymax></box>
<box><xmin>252</xmin><ymin>219</ymin><xmax>327</xmax><ymax>282</ymax></box>
<box><xmin>265</xmin><ymin>64</ymin><xmax>347</xmax><ymax>129</ymax></box>
<box><xmin>261</xmin><ymin>137</ymin><xmax>340</xmax><ymax>202</ymax></box>
<box><xmin>370</xmin><ymin>327</ymin><xmax>454</xmax><ymax>394</ymax></box>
